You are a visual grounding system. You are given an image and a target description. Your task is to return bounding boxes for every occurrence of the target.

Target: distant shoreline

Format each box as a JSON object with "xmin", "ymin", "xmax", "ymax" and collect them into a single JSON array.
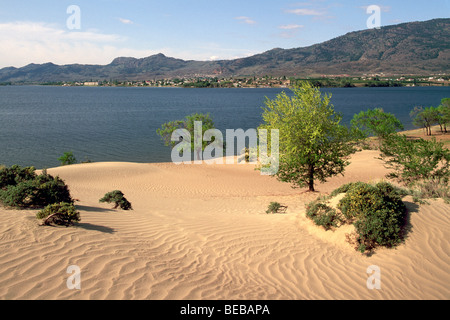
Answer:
[{"xmin": 1, "ymin": 74, "xmax": 449, "ymax": 89}]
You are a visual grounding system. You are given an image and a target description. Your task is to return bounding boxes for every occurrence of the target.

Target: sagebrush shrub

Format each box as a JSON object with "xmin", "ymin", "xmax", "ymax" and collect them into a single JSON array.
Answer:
[
  {"xmin": 354, "ymin": 207, "xmax": 407, "ymax": 253},
  {"xmin": 306, "ymin": 201, "xmax": 343, "ymax": 230},
  {"xmin": 0, "ymin": 165, "xmax": 36, "ymax": 189},
  {"xmin": 409, "ymin": 178, "xmax": 450, "ymax": 203},
  {"xmin": 36, "ymin": 202, "xmax": 80, "ymax": 226},
  {"xmin": 307, "ymin": 181, "xmax": 409, "ymax": 253},
  {"xmin": 337, "ymin": 182, "xmax": 407, "ymax": 253},
  {"xmin": 99, "ymin": 190, "xmax": 133, "ymax": 210},
  {"xmin": 337, "ymin": 183, "xmax": 382, "ymax": 221},
  {"xmin": 329, "ymin": 182, "xmax": 367, "ymax": 197},
  {"xmin": 0, "ymin": 165, "xmax": 73, "ymax": 208},
  {"xmin": 266, "ymin": 202, "xmax": 287, "ymax": 214}
]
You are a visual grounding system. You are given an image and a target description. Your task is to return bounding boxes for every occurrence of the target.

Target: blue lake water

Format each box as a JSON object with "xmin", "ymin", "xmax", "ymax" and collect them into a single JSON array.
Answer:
[{"xmin": 0, "ymin": 85, "xmax": 449, "ymax": 168}]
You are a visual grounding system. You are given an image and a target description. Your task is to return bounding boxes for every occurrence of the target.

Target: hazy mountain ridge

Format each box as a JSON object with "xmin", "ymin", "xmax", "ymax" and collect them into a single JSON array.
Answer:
[{"xmin": 1, "ymin": 18, "xmax": 448, "ymax": 83}]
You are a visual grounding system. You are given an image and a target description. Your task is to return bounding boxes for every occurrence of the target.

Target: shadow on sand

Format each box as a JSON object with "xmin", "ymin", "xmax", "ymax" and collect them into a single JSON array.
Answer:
[
  {"xmin": 75, "ymin": 222, "xmax": 115, "ymax": 234},
  {"xmin": 74, "ymin": 205, "xmax": 116, "ymax": 233},
  {"xmin": 402, "ymin": 199, "xmax": 420, "ymax": 241},
  {"xmin": 76, "ymin": 205, "xmax": 115, "ymax": 213}
]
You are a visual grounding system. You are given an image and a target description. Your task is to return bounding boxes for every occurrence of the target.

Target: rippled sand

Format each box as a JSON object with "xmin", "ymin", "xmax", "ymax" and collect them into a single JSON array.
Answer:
[{"xmin": 0, "ymin": 150, "xmax": 448, "ymax": 300}]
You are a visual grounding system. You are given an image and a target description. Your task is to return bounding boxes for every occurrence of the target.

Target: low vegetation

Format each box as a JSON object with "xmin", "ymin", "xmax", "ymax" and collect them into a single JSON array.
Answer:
[
  {"xmin": 99, "ymin": 190, "xmax": 133, "ymax": 210},
  {"xmin": 0, "ymin": 165, "xmax": 73, "ymax": 209},
  {"xmin": 306, "ymin": 201, "xmax": 343, "ymax": 231},
  {"xmin": 379, "ymin": 134, "xmax": 450, "ymax": 189},
  {"xmin": 306, "ymin": 182, "xmax": 408, "ymax": 254},
  {"xmin": 266, "ymin": 202, "xmax": 288, "ymax": 214},
  {"xmin": 36, "ymin": 202, "xmax": 80, "ymax": 227}
]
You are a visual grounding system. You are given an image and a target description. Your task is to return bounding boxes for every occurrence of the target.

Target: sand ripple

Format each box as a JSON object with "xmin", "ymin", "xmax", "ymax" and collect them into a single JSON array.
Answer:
[{"xmin": 0, "ymin": 151, "xmax": 448, "ymax": 300}]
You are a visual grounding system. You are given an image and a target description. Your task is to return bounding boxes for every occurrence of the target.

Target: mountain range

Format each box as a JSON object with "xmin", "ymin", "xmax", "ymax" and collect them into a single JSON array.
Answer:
[{"xmin": 1, "ymin": 18, "xmax": 449, "ymax": 83}]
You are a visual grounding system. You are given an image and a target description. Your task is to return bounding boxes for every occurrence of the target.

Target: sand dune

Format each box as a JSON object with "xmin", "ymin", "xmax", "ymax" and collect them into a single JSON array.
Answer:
[{"xmin": 0, "ymin": 150, "xmax": 449, "ymax": 300}]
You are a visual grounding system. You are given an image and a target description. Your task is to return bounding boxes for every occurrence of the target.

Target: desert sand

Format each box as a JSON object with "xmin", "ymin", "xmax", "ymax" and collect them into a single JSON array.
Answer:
[{"xmin": 0, "ymin": 150, "xmax": 449, "ymax": 300}]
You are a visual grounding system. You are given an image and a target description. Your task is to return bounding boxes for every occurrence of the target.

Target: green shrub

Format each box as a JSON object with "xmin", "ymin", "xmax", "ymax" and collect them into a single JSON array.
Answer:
[
  {"xmin": 266, "ymin": 202, "xmax": 287, "ymax": 214},
  {"xmin": 306, "ymin": 201, "xmax": 343, "ymax": 230},
  {"xmin": 36, "ymin": 202, "xmax": 80, "ymax": 226},
  {"xmin": 32, "ymin": 173, "xmax": 73, "ymax": 207},
  {"xmin": 329, "ymin": 182, "xmax": 367, "ymax": 197},
  {"xmin": 354, "ymin": 207, "xmax": 407, "ymax": 253},
  {"xmin": 0, "ymin": 165, "xmax": 73, "ymax": 208},
  {"xmin": 0, "ymin": 180, "xmax": 36, "ymax": 208},
  {"xmin": 0, "ymin": 165, "xmax": 36, "ymax": 189},
  {"xmin": 99, "ymin": 190, "xmax": 133, "ymax": 210},
  {"xmin": 374, "ymin": 181, "xmax": 410, "ymax": 198},
  {"xmin": 337, "ymin": 182, "xmax": 407, "ymax": 253},
  {"xmin": 337, "ymin": 183, "xmax": 380, "ymax": 221}
]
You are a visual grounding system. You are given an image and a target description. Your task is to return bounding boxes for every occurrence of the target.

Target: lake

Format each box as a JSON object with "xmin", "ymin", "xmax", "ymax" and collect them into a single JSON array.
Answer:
[{"xmin": 0, "ymin": 86, "xmax": 448, "ymax": 168}]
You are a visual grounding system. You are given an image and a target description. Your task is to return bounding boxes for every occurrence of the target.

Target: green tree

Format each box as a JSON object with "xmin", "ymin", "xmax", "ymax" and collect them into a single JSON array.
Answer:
[
  {"xmin": 157, "ymin": 113, "xmax": 218, "ymax": 161},
  {"xmin": 58, "ymin": 151, "xmax": 77, "ymax": 166},
  {"xmin": 351, "ymin": 108, "xmax": 404, "ymax": 141},
  {"xmin": 259, "ymin": 82, "xmax": 360, "ymax": 192},
  {"xmin": 410, "ymin": 106, "xmax": 440, "ymax": 136},
  {"xmin": 379, "ymin": 134, "xmax": 450, "ymax": 185},
  {"xmin": 438, "ymin": 98, "xmax": 450, "ymax": 133}
]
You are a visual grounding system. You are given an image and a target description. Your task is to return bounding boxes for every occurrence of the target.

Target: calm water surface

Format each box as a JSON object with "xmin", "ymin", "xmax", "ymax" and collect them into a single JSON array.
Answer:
[{"xmin": 0, "ymin": 86, "xmax": 448, "ymax": 168}]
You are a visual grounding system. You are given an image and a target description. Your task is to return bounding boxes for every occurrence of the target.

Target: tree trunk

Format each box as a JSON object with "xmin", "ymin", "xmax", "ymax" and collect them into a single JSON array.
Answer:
[{"xmin": 308, "ymin": 165, "xmax": 315, "ymax": 192}]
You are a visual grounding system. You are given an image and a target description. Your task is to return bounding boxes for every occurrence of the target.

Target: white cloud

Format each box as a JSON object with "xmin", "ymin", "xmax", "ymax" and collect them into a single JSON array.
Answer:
[
  {"xmin": 0, "ymin": 21, "xmax": 260, "ymax": 68},
  {"xmin": 279, "ymin": 24, "xmax": 304, "ymax": 30},
  {"xmin": 285, "ymin": 8, "xmax": 325, "ymax": 16},
  {"xmin": 118, "ymin": 18, "xmax": 134, "ymax": 25},
  {"xmin": 0, "ymin": 21, "xmax": 156, "ymax": 68},
  {"xmin": 235, "ymin": 16, "xmax": 256, "ymax": 25}
]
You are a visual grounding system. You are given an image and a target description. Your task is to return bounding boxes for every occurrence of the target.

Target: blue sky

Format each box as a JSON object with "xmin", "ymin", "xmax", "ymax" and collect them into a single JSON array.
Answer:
[{"xmin": 0, "ymin": 0, "xmax": 448, "ymax": 68}]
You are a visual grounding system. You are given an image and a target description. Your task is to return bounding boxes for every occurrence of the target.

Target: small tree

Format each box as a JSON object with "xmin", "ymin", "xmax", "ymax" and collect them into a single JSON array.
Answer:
[
  {"xmin": 157, "ymin": 113, "xmax": 218, "ymax": 161},
  {"xmin": 259, "ymin": 82, "xmax": 360, "ymax": 192},
  {"xmin": 351, "ymin": 108, "xmax": 404, "ymax": 141},
  {"xmin": 438, "ymin": 98, "xmax": 450, "ymax": 133},
  {"xmin": 379, "ymin": 134, "xmax": 450, "ymax": 185},
  {"xmin": 58, "ymin": 151, "xmax": 77, "ymax": 166},
  {"xmin": 99, "ymin": 190, "xmax": 133, "ymax": 210},
  {"xmin": 410, "ymin": 106, "xmax": 440, "ymax": 136}
]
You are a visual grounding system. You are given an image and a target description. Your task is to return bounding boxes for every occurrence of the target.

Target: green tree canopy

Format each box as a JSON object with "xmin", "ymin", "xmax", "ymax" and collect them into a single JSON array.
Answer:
[
  {"xmin": 438, "ymin": 98, "xmax": 450, "ymax": 133},
  {"xmin": 410, "ymin": 106, "xmax": 440, "ymax": 136},
  {"xmin": 157, "ymin": 113, "xmax": 218, "ymax": 161},
  {"xmin": 58, "ymin": 151, "xmax": 77, "ymax": 166},
  {"xmin": 351, "ymin": 108, "xmax": 404, "ymax": 140},
  {"xmin": 258, "ymin": 82, "xmax": 360, "ymax": 192},
  {"xmin": 379, "ymin": 134, "xmax": 450, "ymax": 185}
]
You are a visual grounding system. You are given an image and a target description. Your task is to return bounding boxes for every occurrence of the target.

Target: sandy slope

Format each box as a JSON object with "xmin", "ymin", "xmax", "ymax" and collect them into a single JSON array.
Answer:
[{"xmin": 0, "ymin": 150, "xmax": 448, "ymax": 300}]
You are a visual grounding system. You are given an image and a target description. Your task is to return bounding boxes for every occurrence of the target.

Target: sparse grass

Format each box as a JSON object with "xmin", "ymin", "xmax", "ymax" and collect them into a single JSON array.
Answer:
[{"xmin": 409, "ymin": 178, "xmax": 450, "ymax": 204}]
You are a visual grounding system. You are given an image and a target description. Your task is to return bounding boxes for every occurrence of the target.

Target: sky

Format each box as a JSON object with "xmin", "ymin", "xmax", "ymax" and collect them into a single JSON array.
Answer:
[{"xmin": 0, "ymin": 0, "xmax": 449, "ymax": 68}]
